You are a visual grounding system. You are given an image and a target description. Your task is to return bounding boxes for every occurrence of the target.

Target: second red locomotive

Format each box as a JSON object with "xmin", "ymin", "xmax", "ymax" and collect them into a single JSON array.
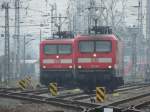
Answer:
[{"xmin": 74, "ymin": 34, "xmax": 124, "ymax": 92}]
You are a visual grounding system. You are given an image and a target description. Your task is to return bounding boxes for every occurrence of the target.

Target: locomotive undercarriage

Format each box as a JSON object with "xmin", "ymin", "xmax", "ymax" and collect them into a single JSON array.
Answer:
[
  {"xmin": 40, "ymin": 69, "xmax": 75, "ymax": 87},
  {"xmin": 40, "ymin": 68, "xmax": 124, "ymax": 93},
  {"xmin": 76, "ymin": 69, "xmax": 124, "ymax": 93}
]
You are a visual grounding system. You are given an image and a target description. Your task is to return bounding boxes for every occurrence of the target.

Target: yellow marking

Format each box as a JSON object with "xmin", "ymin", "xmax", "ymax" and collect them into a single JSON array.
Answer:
[
  {"xmin": 50, "ymin": 88, "xmax": 57, "ymax": 96},
  {"xmin": 112, "ymin": 93, "xmax": 119, "ymax": 97},
  {"xmin": 96, "ymin": 95, "xmax": 104, "ymax": 102},
  {"xmin": 18, "ymin": 82, "xmax": 25, "ymax": 90},
  {"xmin": 18, "ymin": 80, "xmax": 26, "ymax": 90},
  {"xmin": 51, "ymin": 84, "xmax": 57, "ymax": 91},
  {"xmin": 50, "ymin": 90, "xmax": 57, "ymax": 96},
  {"xmin": 100, "ymin": 88, "xmax": 105, "ymax": 93},
  {"xmin": 71, "ymin": 89, "xmax": 81, "ymax": 93},
  {"xmin": 21, "ymin": 80, "xmax": 27, "ymax": 87},
  {"xmin": 24, "ymin": 78, "xmax": 30, "ymax": 86},
  {"xmin": 49, "ymin": 83, "xmax": 58, "ymax": 96},
  {"xmin": 96, "ymin": 87, "xmax": 106, "ymax": 102},
  {"xmin": 25, "ymin": 78, "xmax": 31, "ymax": 82},
  {"xmin": 96, "ymin": 87, "xmax": 105, "ymax": 93},
  {"xmin": 97, "ymin": 89, "xmax": 105, "ymax": 98},
  {"xmin": 50, "ymin": 86, "xmax": 57, "ymax": 94},
  {"xmin": 96, "ymin": 91, "xmax": 105, "ymax": 101}
]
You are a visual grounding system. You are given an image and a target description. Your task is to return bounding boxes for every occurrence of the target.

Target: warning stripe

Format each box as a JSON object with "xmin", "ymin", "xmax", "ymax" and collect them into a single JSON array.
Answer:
[
  {"xmin": 51, "ymin": 84, "xmax": 57, "ymax": 92},
  {"xmin": 25, "ymin": 79, "xmax": 30, "ymax": 85},
  {"xmin": 96, "ymin": 92, "xmax": 104, "ymax": 102},
  {"xmin": 53, "ymin": 83, "xmax": 57, "ymax": 87},
  {"xmin": 18, "ymin": 82, "xmax": 25, "ymax": 89},
  {"xmin": 97, "ymin": 89, "xmax": 105, "ymax": 97},
  {"xmin": 49, "ymin": 83, "xmax": 57, "ymax": 96},
  {"xmin": 25, "ymin": 77, "xmax": 31, "ymax": 83},
  {"xmin": 100, "ymin": 88, "xmax": 105, "ymax": 93},
  {"xmin": 96, "ymin": 94, "xmax": 104, "ymax": 102},
  {"xmin": 50, "ymin": 85, "xmax": 57, "ymax": 94},
  {"xmin": 50, "ymin": 89, "xmax": 57, "ymax": 96},
  {"xmin": 25, "ymin": 77, "xmax": 31, "ymax": 86},
  {"xmin": 18, "ymin": 80, "xmax": 26, "ymax": 90},
  {"xmin": 49, "ymin": 84, "xmax": 56, "ymax": 92},
  {"xmin": 96, "ymin": 89, "xmax": 105, "ymax": 99},
  {"xmin": 96, "ymin": 87, "xmax": 106, "ymax": 102},
  {"xmin": 21, "ymin": 80, "xmax": 27, "ymax": 87}
]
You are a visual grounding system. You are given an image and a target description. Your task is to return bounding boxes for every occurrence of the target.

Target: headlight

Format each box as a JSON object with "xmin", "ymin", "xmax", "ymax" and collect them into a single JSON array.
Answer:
[
  {"xmin": 69, "ymin": 66, "xmax": 73, "ymax": 69},
  {"xmin": 78, "ymin": 65, "xmax": 82, "ymax": 69},
  {"xmin": 56, "ymin": 55, "xmax": 59, "ymax": 59},
  {"xmin": 108, "ymin": 65, "xmax": 112, "ymax": 69},
  {"xmin": 93, "ymin": 53, "xmax": 97, "ymax": 57},
  {"xmin": 43, "ymin": 65, "xmax": 46, "ymax": 69}
]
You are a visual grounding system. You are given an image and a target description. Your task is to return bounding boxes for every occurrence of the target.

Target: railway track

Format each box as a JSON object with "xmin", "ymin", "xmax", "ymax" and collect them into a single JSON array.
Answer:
[
  {"xmin": 19, "ymin": 88, "xmax": 49, "ymax": 94},
  {"xmin": 0, "ymin": 90, "xmax": 100, "ymax": 112},
  {"xmin": 137, "ymin": 104, "xmax": 150, "ymax": 112},
  {"xmin": 0, "ymin": 83, "xmax": 150, "ymax": 112},
  {"xmin": 115, "ymin": 82, "xmax": 150, "ymax": 93},
  {"xmin": 56, "ymin": 83, "xmax": 150, "ymax": 102},
  {"xmin": 89, "ymin": 86, "xmax": 150, "ymax": 112},
  {"xmin": 0, "ymin": 87, "xmax": 21, "ymax": 92}
]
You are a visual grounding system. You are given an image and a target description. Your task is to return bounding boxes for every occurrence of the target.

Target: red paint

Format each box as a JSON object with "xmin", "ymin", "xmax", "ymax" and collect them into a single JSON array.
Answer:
[{"xmin": 40, "ymin": 39, "xmax": 74, "ymax": 69}]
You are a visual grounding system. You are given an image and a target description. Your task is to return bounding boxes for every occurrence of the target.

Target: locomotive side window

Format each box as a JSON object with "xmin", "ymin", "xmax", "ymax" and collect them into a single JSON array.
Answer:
[
  {"xmin": 58, "ymin": 45, "xmax": 72, "ymax": 54},
  {"xmin": 79, "ymin": 41, "xmax": 94, "ymax": 53},
  {"xmin": 44, "ymin": 45, "xmax": 57, "ymax": 54},
  {"xmin": 96, "ymin": 41, "xmax": 111, "ymax": 52}
]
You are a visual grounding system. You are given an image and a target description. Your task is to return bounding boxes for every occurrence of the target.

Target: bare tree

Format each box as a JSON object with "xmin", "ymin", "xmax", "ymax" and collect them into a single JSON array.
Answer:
[
  {"xmin": 104, "ymin": 0, "xmax": 127, "ymax": 32},
  {"xmin": 67, "ymin": 0, "xmax": 127, "ymax": 34}
]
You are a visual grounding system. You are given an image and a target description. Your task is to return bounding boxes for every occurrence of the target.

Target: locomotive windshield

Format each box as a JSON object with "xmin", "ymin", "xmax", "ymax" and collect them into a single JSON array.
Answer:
[
  {"xmin": 44, "ymin": 44, "xmax": 72, "ymax": 54},
  {"xmin": 58, "ymin": 45, "xmax": 72, "ymax": 54},
  {"xmin": 44, "ymin": 45, "xmax": 57, "ymax": 54},
  {"xmin": 79, "ymin": 41, "xmax": 94, "ymax": 53},
  {"xmin": 79, "ymin": 40, "xmax": 111, "ymax": 53},
  {"xmin": 96, "ymin": 41, "xmax": 111, "ymax": 52}
]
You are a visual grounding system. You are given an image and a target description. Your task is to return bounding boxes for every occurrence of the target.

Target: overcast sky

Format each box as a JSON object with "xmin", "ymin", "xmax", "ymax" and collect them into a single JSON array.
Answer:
[
  {"xmin": 0, "ymin": 0, "xmax": 147, "ymax": 34},
  {"xmin": 27, "ymin": 0, "xmax": 147, "ymax": 28},
  {"xmin": 0, "ymin": 0, "xmax": 147, "ymax": 57}
]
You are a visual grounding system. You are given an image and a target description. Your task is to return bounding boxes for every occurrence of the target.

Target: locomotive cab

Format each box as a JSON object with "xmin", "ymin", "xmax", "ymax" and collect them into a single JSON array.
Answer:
[
  {"xmin": 74, "ymin": 34, "xmax": 124, "ymax": 92},
  {"xmin": 40, "ymin": 39, "xmax": 75, "ymax": 87}
]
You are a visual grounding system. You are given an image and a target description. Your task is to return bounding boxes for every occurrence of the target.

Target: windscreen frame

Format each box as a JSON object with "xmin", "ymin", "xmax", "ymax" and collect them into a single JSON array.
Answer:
[
  {"xmin": 78, "ymin": 40, "xmax": 112, "ymax": 53},
  {"xmin": 43, "ymin": 44, "xmax": 72, "ymax": 55}
]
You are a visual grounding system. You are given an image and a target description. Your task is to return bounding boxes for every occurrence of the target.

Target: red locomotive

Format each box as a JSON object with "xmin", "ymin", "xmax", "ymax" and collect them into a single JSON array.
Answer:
[
  {"xmin": 39, "ymin": 27, "xmax": 124, "ymax": 92},
  {"xmin": 74, "ymin": 34, "xmax": 124, "ymax": 92},
  {"xmin": 40, "ymin": 39, "xmax": 75, "ymax": 86}
]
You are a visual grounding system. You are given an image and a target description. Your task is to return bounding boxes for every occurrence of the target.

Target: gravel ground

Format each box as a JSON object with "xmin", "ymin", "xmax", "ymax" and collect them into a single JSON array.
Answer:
[
  {"xmin": 0, "ymin": 103, "xmax": 65, "ymax": 112},
  {"xmin": 0, "ymin": 98, "xmax": 76, "ymax": 112}
]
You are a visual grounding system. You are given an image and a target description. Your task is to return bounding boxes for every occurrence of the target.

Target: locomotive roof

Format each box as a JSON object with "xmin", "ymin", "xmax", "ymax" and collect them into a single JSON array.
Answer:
[
  {"xmin": 40, "ymin": 38, "xmax": 74, "ymax": 44},
  {"xmin": 75, "ymin": 34, "xmax": 118, "ymax": 41}
]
